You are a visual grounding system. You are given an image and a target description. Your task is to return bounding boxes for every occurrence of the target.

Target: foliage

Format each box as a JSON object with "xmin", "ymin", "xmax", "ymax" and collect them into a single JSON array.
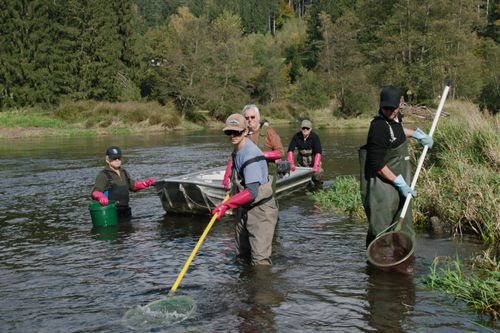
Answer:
[
  {"xmin": 415, "ymin": 101, "xmax": 500, "ymax": 245},
  {"xmin": 424, "ymin": 256, "xmax": 499, "ymax": 319},
  {"xmin": 311, "ymin": 175, "xmax": 365, "ymax": 218}
]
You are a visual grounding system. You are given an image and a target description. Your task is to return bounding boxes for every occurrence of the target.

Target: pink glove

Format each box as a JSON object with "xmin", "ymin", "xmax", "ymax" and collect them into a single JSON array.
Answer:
[
  {"xmin": 211, "ymin": 189, "xmax": 254, "ymax": 220},
  {"xmin": 92, "ymin": 191, "xmax": 108, "ymax": 206},
  {"xmin": 263, "ymin": 150, "xmax": 281, "ymax": 162},
  {"xmin": 287, "ymin": 151, "xmax": 296, "ymax": 172},
  {"xmin": 312, "ymin": 153, "xmax": 322, "ymax": 173},
  {"xmin": 222, "ymin": 159, "xmax": 233, "ymax": 190},
  {"xmin": 133, "ymin": 177, "xmax": 157, "ymax": 191}
]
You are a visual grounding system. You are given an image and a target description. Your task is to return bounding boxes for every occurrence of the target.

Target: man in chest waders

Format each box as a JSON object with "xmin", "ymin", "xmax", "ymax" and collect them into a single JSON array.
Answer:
[
  {"xmin": 359, "ymin": 86, "xmax": 433, "ymax": 266},
  {"xmin": 91, "ymin": 146, "xmax": 156, "ymax": 219},
  {"xmin": 213, "ymin": 114, "xmax": 278, "ymax": 266},
  {"xmin": 222, "ymin": 104, "xmax": 284, "ymax": 194},
  {"xmin": 287, "ymin": 119, "xmax": 323, "ymax": 189}
]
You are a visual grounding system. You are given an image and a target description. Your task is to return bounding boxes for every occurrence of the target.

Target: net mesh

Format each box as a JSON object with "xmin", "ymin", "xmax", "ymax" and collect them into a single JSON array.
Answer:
[
  {"xmin": 367, "ymin": 231, "xmax": 415, "ymax": 267},
  {"xmin": 123, "ymin": 295, "xmax": 196, "ymax": 330}
]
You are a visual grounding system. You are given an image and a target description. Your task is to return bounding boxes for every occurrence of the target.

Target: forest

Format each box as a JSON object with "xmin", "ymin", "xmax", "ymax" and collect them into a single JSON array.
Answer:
[{"xmin": 0, "ymin": 0, "xmax": 498, "ymax": 121}]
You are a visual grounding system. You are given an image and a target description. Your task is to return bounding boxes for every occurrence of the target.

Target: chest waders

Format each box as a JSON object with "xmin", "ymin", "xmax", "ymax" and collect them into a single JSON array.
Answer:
[
  {"xmin": 104, "ymin": 169, "xmax": 132, "ymax": 218},
  {"xmin": 298, "ymin": 148, "xmax": 313, "ymax": 167},
  {"xmin": 360, "ymin": 140, "xmax": 413, "ymax": 248},
  {"xmin": 231, "ymin": 154, "xmax": 278, "ymax": 265},
  {"xmin": 256, "ymin": 124, "xmax": 278, "ymax": 194}
]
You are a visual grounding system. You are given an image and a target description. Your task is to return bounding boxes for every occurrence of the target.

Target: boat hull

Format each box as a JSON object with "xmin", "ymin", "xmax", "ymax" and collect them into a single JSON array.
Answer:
[{"xmin": 155, "ymin": 166, "xmax": 313, "ymax": 215}]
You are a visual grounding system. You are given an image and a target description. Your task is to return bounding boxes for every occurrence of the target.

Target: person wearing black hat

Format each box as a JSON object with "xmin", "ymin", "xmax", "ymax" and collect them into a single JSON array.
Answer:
[
  {"xmin": 359, "ymin": 86, "xmax": 433, "ymax": 263},
  {"xmin": 286, "ymin": 119, "xmax": 323, "ymax": 188},
  {"xmin": 91, "ymin": 146, "xmax": 156, "ymax": 218}
]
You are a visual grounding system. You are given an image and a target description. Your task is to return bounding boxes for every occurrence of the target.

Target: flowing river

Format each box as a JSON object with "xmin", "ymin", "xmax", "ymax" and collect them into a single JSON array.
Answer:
[{"xmin": 0, "ymin": 126, "xmax": 496, "ymax": 333}]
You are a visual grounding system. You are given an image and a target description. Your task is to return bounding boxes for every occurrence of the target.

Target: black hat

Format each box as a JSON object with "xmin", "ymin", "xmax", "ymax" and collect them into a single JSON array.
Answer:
[
  {"xmin": 380, "ymin": 85, "xmax": 402, "ymax": 109},
  {"xmin": 106, "ymin": 146, "xmax": 122, "ymax": 159}
]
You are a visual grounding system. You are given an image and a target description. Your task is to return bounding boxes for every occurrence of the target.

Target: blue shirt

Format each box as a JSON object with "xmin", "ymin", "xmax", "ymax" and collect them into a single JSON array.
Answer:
[{"xmin": 234, "ymin": 139, "xmax": 269, "ymax": 186}]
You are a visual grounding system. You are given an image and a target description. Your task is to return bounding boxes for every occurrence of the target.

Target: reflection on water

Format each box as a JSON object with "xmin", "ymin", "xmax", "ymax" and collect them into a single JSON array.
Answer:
[{"xmin": 0, "ymin": 130, "xmax": 497, "ymax": 333}]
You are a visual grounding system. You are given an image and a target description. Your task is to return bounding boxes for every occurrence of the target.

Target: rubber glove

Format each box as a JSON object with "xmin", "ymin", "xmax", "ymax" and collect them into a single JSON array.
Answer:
[
  {"xmin": 222, "ymin": 159, "xmax": 233, "ymax": 190},
  {"xmin": 133, "ymin": 177, "xmax": 156, "ymax": 191},
  {"xmin": 92, "ymin": 191, "xmax": 108, "ymax": 206},
  {"xmin": 263, "ymin": 150, "xmax": 281, "ymax": 162},
  {"xmin": 393, "ymin": 175, "xmax": 416, "ymax": 198},
  {"xmin": 211, "ymin": 189, "xmax": 254, "ymax": 220},
  {"xmin": 412, "ymin": 128, "xmax": 433, "ymax": 148},
  {"xmin": 287, "ymin": 151, "xmax": 296, "ymax": 172},
  {"xmin": 312, "ymin": 153, "xmax": 321, "ymax": 173}
]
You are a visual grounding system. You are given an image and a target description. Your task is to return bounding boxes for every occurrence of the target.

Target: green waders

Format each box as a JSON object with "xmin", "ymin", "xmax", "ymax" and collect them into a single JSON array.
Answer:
[
  {"xmin": 298, "ymin": 148, "xmax": 323, "ymax": 187},
  {"xmin": 359, "ymin": 141, "xmax": 414, "ymax": 248}
]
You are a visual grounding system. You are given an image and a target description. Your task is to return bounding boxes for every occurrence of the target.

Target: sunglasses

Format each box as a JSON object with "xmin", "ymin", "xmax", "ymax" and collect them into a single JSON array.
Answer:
[
  {"xmin": 382, "ymin": 107, "xmax": 398, "ymax": 112},
  {"xmin": 301, "ymin": 127, "xmax": 310, "ymax": 130},
  {"xmin": 224, "ymin": 130, "xmax": 244, "ymax": 137},
  {"xmin": 245, "ymin": 116, "xmax": 256, "ymax": 120},
  {"xmin": 111, "ymin": 156, "xmax": 122, "ymax": 161}
]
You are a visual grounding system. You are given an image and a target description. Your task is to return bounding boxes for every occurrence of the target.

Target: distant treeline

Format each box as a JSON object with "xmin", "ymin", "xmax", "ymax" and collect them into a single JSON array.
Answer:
[{"xmin": 0, "ymin": 0, "xmax": 498, "ymax": 119}]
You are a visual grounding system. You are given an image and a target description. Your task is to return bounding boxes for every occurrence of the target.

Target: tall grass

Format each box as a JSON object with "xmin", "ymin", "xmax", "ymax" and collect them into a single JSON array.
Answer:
[
  {"xmin": 415, "ymin": 101, "xmax": 500, "ymax": 247},
  {"xmin": 54, "ymin": 100, "xmax": 181, "ymax": 128},
  {"xmin": 312, "ymin": 175, "xmax": 365, "ymax": 218},
  {"xmin": 424, "ymin": 255, "xmax": 499, "ymax": 319}
]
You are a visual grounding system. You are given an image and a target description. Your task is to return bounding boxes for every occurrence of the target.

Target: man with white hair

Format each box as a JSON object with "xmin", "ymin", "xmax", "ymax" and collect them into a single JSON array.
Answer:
[{"xmin": 222, "ymin": 104, "xmax": 284, "ymax": 192}]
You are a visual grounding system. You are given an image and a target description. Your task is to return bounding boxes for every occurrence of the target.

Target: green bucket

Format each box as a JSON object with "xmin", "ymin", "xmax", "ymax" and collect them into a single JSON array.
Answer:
[{"xmin": 89, "ymin": 201, "xmax": 118, "ymax": 227}]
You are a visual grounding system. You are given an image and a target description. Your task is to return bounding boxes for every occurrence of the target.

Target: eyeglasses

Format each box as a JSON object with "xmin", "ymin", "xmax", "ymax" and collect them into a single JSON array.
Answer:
[
  {"xmin": 301, "ymin": 127, "xmax": 310, "ymax": 131},
  {"xmin": 111, "ymin": 156, "xmax": 122, "ymax": 161},
  {"xmin": 245, "ymin": 116, "xmax": 256, "ymax": 120},
  {"xmin": 224, "ymin": 130, "xmax": 244, "ymax": 137}
]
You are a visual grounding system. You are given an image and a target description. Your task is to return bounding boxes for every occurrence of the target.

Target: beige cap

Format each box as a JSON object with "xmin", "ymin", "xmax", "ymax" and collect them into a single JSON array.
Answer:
[
  {"xmin": 301, "ymin": 119, "xmax": 312, "ymax": 129},
  {"xmin": 223, "ymin": 113, "xmax": 247, "ymax": 132}
]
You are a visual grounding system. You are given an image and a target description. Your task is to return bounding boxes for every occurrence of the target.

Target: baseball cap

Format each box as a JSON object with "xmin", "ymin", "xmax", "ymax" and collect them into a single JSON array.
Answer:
[
  {"xmin": 223, "ymin": 114, "xmax": 247, "ymax": 132},
  {"xmin": 380, "ymin": 85, "xmax": 402, "ymax": 109},
  {"xmin": 301, "ymin": 119, "xmax": 312, "ymax": 129},
  {"xmin": 106, "ymin": 146, "xmax": 122, "ymax": 159}
]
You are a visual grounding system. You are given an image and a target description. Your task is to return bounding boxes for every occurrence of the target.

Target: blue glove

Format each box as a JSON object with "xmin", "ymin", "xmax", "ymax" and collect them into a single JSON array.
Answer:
[
  {"xmin": 412, "ymin": 128, "xmax": 433, "ymax": 148},
  {"xmin": 393, "ymin": 175, "xmax": 416, "ymax": 198}
]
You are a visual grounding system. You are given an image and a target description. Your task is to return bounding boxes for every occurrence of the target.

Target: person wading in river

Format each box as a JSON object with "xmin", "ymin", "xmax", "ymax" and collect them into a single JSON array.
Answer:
[
  {"xmin": 91, "ymin": 146, "xmax": 156, "ymax": 219},
  {"xmin": 359, "ymin": 86, "xmax": 433, "ymax": 271},
  {"xmin": 287, "ymin": 119, "xmax": 323, "ymax": 189},
  {"xmin": 213, "ymin": 114, "xmax": 278, "ymax": 266},
  {"xmin": 222, "ymin": 104, "xmax": 284, "ymax": 194}
]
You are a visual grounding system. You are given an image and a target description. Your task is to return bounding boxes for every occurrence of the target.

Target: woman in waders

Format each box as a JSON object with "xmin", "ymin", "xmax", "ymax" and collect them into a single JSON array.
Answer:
[
  {"xmin": 213, "ymin": 114, "xmax": 278, "ymax": 266},
  {"xmin": 91, "ymin": 146, "xmax": 156, "ymax": 219},
  {"xmin": 359, "ymin": 86, "xmax": 433, "ymax": 272}
]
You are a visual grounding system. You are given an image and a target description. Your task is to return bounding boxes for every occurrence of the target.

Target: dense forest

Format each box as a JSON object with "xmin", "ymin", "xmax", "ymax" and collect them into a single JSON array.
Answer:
[{"xmin": 0, "ymin": 0, "xmax": 498, "ymax": 121}]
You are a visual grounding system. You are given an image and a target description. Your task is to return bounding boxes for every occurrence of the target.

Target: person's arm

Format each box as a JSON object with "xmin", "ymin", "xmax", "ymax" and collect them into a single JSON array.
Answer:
[
  {"xmin": 266, "ymin": 127, "xmax": 285, "ymax": 157},
  {"xmin": 211, "ymin": 183, "xmax": 257, "ymax": 220},
  {"xmin": 91, "ymin": 172, "xmax": 109, "ymax": 206}
]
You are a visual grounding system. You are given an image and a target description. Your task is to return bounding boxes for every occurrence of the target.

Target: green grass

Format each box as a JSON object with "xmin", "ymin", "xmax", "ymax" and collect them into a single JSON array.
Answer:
[
  {"xmin": 311, "ymin": 175, "xmax": 365, "ymax": 218},
  {"xmin": 414, "ymin": 101, "xmax": 500, "ymax": 246},
  {"xmin": 424, "ymin": 255, "xmax": 500, "ymax": 319},
  {"xmin": 0, "ymin": 112, "xmax": 66, "ymax": 128}
]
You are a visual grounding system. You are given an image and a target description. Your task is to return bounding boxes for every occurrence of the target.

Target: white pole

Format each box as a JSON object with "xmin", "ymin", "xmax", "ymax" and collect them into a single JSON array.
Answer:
[{"xmin": 399, "ymin": 82, "xmax": 451, "ymax": 220}]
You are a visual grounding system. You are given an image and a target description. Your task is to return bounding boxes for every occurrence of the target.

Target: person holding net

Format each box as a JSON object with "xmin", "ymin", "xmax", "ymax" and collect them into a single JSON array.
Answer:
[
  {"xmin": 213, "ymin": 113, "xmax": 278, "ymax": 266},
  {"xmin": 359, "ymin": 86, "xmax": 433, "ymax": 256}
]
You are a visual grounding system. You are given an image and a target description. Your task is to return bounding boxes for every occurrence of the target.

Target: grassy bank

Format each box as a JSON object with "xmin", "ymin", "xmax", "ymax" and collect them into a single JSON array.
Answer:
[
  {"xmin": 424, "ymin": 253, "xmax": 499, "ymax": 319},
  {"xmin": 0, "ymin": 100, "xmax": 186, "ymax": 138},
  {"xmin": 0, "ymin": 100, "xmax": 376, "ymax": 139}
]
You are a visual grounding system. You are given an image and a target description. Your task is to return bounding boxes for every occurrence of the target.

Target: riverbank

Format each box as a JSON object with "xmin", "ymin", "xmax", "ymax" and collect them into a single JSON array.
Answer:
[{"xmin": 0, "ymin": 99, "xmax": 431, "ymax": 139}]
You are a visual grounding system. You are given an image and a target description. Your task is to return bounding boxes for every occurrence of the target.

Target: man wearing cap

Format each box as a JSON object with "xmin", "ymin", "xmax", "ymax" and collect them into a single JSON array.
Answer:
[
  {"xmin": 286, "ymin": 119, "xmax": 323, "ymax": 188},
  {"xmin": 213, "ymin": 114, "xmax": 278, "ymax": 266},
  {"xmin": 91, "ymin": 146, "xmax": 156, "ymax": 218},
  {"xmin": 359, "ymin": 86, "xmax": 433, "ymax": 253},
  {"xmin": 222, "ymin": 104, "xmax": 284, "ymax": 192}
]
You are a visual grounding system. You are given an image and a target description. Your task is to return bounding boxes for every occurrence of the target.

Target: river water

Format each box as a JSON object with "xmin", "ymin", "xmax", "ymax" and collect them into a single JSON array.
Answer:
[{"xmin": 0, "ymin": 127, "xmax": 497, "ymax": 333}]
